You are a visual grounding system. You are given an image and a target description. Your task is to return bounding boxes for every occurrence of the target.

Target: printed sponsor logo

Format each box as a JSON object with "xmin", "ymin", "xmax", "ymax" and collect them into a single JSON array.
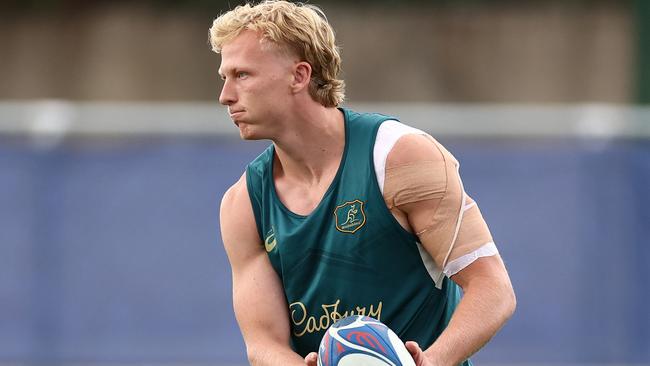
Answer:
[{"xmin": 289, "ymin": 299, "xmax": 383, "ymax": 337}]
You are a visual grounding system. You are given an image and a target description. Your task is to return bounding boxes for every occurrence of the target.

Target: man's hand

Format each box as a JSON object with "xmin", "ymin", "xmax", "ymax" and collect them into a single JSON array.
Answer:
[
  {"xmin": 304, "ymin": 352, "xmax": 318, "ymax": 366},
  {"xmin": 406, "ymin": 341, "xmax": 435, "ymax": 366},
  {"xmin": 305, "ymin": 342, "xmax": 434, "ymax": 366}
]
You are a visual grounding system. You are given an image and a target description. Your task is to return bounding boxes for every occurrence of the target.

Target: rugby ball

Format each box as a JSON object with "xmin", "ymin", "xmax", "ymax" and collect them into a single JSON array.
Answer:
[{"xmin": 317, "ymin": 315, "xmax": 416, "ymax": 366}]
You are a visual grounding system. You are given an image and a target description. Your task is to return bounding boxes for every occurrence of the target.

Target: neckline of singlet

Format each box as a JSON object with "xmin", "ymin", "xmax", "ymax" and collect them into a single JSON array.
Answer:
[{"xmin": 268, "ymin": 108, "xmax": 350, "ymax": 219}]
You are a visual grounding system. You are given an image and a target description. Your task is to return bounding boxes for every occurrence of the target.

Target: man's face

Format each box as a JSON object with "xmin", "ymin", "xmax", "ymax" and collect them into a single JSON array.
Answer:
[{"xmin": 218, "ymin": 30, "xmax": 296, "ymax": 140}]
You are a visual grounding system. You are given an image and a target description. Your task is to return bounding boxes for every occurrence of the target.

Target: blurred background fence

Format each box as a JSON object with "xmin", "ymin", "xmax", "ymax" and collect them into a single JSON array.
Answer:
[{"xmin": 1, "ymin": 0, "xmax": 650, "ymax": 365}]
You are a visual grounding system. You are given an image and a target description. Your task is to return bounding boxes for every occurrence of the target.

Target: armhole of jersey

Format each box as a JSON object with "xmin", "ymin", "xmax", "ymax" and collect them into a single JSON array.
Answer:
[{"xmin": 244, "ymin": 167, "xmax": 264, "ymax": 242}]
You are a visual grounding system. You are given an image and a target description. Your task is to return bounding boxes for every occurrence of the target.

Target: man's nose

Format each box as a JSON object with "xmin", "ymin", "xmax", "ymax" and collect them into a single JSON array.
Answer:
[{"xmin": 219, "ymin": 79, "xmax": 236, "ymax": 106}]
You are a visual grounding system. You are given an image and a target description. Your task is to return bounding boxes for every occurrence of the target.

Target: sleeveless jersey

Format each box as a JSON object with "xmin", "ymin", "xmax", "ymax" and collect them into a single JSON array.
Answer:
[{"xmin": 246, "ymin": 108, "xmax": 471, "ymax": 365}]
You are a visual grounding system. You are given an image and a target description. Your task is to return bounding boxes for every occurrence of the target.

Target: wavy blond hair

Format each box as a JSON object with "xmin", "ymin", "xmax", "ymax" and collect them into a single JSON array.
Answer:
[{"xmin": 209, "ymin": 0, "xmax": 345, "ymax": 107}]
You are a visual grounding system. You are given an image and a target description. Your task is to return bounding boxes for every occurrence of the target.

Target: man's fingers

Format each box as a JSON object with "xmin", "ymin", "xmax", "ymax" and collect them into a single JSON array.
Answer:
[
  {"xmin": 405, "ymin": 341, "xmax": 421, "ymax": 355},
  {"xmin": 405, "ymin": 341, "xmax": 426, "ymax": 365},
  {"xmin": 304, "ymin": 351, "xmax": 318, "ymax": 366}
]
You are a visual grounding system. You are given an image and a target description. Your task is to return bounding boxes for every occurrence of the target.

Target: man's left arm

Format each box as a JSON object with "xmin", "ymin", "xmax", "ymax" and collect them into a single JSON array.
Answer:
[
  {"xmin": 410, "ymin": 255, "xmax": 516, "ymax": 366},
  {"xmin": 384, "ymin": 133, "xmax": 516, "ymax": 366}
]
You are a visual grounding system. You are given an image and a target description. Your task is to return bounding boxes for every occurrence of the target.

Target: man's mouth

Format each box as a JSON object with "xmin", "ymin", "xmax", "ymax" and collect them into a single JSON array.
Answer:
[{"xmin": 229, "ymin": 109, "xmax": 244, "ymax": 118}]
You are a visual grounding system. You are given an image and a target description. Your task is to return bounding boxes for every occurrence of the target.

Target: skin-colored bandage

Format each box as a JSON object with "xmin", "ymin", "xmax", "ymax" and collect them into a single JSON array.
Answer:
[
  {"xmin": 451, "ymin": 195, "xmax": 493, "ymax": 264},
  {"xmin": 383, "ymin": 161, "xmax": 446, "ymax": 209},
  {"xmin": 383, "ymin": 138, "xmax": 494, "ymax": 273}
]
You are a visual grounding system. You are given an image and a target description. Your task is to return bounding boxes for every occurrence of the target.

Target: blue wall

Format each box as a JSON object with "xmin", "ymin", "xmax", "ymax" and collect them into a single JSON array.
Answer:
[{"xmin": 1, "ymin": 136, "xmax": 648, "ymax": 364}]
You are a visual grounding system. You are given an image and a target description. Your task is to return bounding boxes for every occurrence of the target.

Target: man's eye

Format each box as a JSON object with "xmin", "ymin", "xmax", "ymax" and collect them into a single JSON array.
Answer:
[{"xmin": 237, "ymin": 72, "xmax": 248, "ymax": 79}]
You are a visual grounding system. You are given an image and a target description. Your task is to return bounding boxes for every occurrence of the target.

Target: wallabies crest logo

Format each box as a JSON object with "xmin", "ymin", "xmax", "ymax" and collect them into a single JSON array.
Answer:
[{"xmin": 334, "ymin": 199, "xmax": 366, "ymax": 234}]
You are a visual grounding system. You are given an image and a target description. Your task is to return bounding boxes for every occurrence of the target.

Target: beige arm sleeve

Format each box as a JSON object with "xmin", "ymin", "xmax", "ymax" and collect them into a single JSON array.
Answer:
[{"xmin": 383, "ymin": 137, "xmax": 495, "ymax": 279}]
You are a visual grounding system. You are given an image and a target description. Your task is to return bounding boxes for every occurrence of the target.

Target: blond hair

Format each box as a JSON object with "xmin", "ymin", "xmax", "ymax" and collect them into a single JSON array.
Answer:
[{"xmin": 209, "ymin": 0, "xmax": 345, "ymax": 107}]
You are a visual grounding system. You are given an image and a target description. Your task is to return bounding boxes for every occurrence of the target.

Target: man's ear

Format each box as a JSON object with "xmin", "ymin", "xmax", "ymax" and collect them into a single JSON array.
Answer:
[{"xmin": 291, "ymin": 61, "xmax": 312, "ymax": 93}]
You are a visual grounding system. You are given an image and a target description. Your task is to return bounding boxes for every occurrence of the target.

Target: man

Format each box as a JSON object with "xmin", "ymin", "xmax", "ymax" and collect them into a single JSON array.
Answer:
[{"xmin": 211, "ymin": 1, "xmax": 516, "ymax": 365}]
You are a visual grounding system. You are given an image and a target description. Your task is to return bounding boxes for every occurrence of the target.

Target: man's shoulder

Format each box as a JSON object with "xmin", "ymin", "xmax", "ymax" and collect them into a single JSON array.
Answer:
[
  {"xmin": 219, "ymin": 173, "xmax": 263, "ymax": 252},
  {"xmin": 372, "ymin": 119, "xmax": 448, "ymax": 167},
  {"xmin": 221, "ymin": 173, "xmax": 248, "ymax": 213},
  {"xmin": 220, "ymin": 172, "xmax": 261, "ymax": 238},
  {"xmin": 387, "ymin": 133, "xmax": 446, "ymax": 166}
]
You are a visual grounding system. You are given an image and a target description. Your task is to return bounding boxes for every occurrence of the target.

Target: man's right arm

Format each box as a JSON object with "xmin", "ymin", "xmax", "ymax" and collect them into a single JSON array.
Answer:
[{"xmin": 220, "ymin": 174, "xmax": 307, "ymax": 366}]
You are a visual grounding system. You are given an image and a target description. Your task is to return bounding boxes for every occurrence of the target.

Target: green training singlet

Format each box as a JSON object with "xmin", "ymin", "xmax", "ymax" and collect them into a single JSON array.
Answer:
[{"xmin": 246, "ymin": 108, "xmax": 471, "ymax": 365}]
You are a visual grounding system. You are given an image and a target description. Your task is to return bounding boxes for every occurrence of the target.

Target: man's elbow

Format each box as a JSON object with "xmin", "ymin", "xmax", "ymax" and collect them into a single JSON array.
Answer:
[
  {"xmin": 246, "ymin": 345, "xmax": 264, "ymax": 366},
  {"xmin": 501, "ymin": 280, "xmax": 517, "ymax": 323},
  {"xmin": 246, "ymin": 341, "xmax": 289, "ymax": 365}
]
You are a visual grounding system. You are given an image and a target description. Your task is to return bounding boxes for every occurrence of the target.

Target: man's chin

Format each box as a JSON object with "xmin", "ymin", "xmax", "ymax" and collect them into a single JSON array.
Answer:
[
  {"xmin": 239, "ymin": 133, "xmax": 266, "ymax": 141},
  {"xmin": 237, "ymin": 125, "xmax": 262, "ymax": 141},
  {"xmin": 239, "ymin": 132, "xmax": 255, "ymax": 140}
]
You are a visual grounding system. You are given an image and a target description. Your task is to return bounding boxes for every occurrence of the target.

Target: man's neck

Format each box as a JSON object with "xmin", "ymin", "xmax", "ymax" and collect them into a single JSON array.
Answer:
[{"xmin": 272, "ymin": 106, "xmax": 345, "ymax": 186}]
